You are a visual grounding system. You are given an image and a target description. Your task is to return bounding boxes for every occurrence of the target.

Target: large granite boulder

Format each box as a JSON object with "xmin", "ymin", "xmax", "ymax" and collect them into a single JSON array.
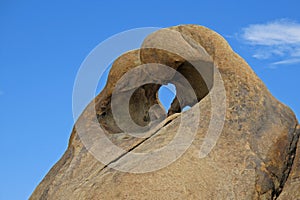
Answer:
[{"xmin": 30, "ymin": 25, "xmax": 299, "ymax": 200}]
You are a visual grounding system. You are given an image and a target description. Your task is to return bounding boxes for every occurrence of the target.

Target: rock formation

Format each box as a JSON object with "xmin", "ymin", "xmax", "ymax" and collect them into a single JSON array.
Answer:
[{"xmin": 30, "ymin": 25, "xmax": 299, "ymax": 199}]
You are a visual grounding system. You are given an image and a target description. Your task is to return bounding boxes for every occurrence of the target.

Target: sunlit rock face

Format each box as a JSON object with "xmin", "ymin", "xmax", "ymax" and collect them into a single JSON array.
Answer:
[{"xmin": 30, "ymin": 25, "xmax": 299, "ymax": 200}]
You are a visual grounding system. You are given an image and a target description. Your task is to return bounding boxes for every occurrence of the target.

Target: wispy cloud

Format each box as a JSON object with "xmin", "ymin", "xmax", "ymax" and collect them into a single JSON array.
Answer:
[
  {"xmin": 239, "ymin": 19, "xmax": 300, "ymax": 66},
  {"xmin": 271, "ymin": 58, "xmax": 300, "ymax": 66},
  {"xmin": 242, "ymin": 19, "xmax": 300, "ymax": 45}
]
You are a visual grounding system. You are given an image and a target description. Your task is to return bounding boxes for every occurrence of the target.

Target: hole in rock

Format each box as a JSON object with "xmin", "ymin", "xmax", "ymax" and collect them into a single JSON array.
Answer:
[
  {"xmin": 182, "ymin": 105, "xmax": 191, "ymax": 112},
  {"xmin": 97, "ymin": 58, "xmax": 214, "ymax": 134},
  {"xmin": 158, "ymin": 83, "xmax": 176, "ymax": 113}
]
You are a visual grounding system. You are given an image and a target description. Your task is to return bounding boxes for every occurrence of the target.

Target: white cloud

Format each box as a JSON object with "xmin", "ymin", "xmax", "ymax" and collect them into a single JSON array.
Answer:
[
  {"xmin": 291, "ymin": 48, "xmax": 300, "ymax": 57},
  {"xmin": 242, "ymin": 19, "xmax": 300, "ymax": 46},
  {"xmin": 271, "ymin": 58, "xmax": 300, "ymax": 66},
  {"xmin": 240, "ymin": 19, "xmax": 300, "ymax": 66}
]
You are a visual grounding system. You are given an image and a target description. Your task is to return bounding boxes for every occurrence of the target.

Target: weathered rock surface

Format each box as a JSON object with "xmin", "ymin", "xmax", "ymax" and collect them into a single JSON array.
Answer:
[
  {"xmin": 277, "ymin": 125, "xmax": 300, "ymax": 199},
  {"xmin": 30, "ymin": 25, "xmax": 299, "ymax": 199}
]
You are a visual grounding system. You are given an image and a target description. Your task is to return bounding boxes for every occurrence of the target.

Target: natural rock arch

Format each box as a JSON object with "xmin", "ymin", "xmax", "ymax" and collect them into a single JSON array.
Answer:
[
  {"xmin": 96, "ymin": 28, "xmax": 215, "ymax": 134},
  {"xmin": 30, "ymin": 25, "xmax": 300, "ymax": 200}
]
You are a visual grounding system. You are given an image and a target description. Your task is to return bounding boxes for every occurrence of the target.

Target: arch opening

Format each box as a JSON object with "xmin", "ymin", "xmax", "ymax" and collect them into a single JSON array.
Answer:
[
  {"xmin": 158, "ymin": 83, "xmax": 176, "ymax": 114},
  {"xmin": 182, "ymin": 105, "xmax": 191, "ymax": 112}
]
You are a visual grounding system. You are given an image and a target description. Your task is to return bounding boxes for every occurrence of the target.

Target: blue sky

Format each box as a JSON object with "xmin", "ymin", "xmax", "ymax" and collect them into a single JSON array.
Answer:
[{"xmin": 1, "ymin": 0, "xmax": 299, "ymax": 199}]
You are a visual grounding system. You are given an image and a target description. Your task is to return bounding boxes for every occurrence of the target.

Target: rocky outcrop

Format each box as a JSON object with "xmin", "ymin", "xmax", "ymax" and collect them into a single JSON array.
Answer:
[
  {"xmin": 30, "ymin": 25, "xmax": 299, "ymax": 199},
  {"xmin": 277, "ymin": 125, "xmax": 300, "ymax": 199}
]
